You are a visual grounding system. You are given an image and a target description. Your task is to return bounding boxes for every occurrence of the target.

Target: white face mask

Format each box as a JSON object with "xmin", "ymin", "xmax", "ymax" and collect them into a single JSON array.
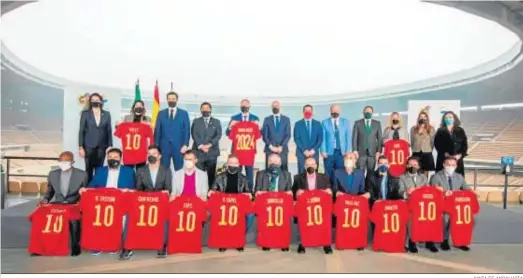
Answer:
[
  {"xmin": 184, "ymin": 160, "xmax": 195, "ymax": 169},
  {"xmin": 59, "ymin": 161, "xmax": 72, "ymax": 171},
  {"xmin": 444, "ymin": 166, "xmax": 456, "ymax": 176},
  {"xmin": 344, "ymin": 159, "xmax": 355, "ymax": 169}
]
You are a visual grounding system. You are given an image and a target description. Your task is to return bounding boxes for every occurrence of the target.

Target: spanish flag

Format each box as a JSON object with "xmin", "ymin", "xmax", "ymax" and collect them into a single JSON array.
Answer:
[{"xmin": 152, "ymin": 80, "xmax": 160, "ymax": 128}]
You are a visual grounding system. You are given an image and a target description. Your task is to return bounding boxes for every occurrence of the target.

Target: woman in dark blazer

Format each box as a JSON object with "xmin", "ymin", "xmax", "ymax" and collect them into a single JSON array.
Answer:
[
  {"xmin": 78, "ymin": 93, "xmax": 113, "ymax": 181},
  {"xmin": 434, "ymin": 111, "xmax": 468, "ymax": 176}
]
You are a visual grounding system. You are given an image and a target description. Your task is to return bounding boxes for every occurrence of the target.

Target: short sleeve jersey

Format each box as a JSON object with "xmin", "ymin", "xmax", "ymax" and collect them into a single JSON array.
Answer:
[
  {"xmin": 295, "ymin": 190, "xmax": 333, "ymax": 247},
  {"xmin": 334, "ymin": 194, "xmax": 370, "ymax": 250},
  {"xmin": 445, "ymin": 190, "xmax": 480, "ymax": 247},
  {"xmin": 228, "ymin": 121, "xmax": 261, "ymax": 166},
  {"xmin": 254, "ymin": 192, "xmax": 294, "ymax": 248},
  {"xmin": 207, "ymin": 192, "xmax": 252, "ymax": 248},
  {"xmin": 167, "ymin": 196, "xmax": 208, "ymax": 254},
  {"xmin": 383, "ymin": 139, "xmax": 410, "ymax": 177},
  {"xmin": 124, "ymin": 191, "xmax": 169, "ymax": 250},
  {"xmin": 370, "ymin": 200, "xmax": 409, "ymax": 253},
  {"xmin": 114, "ymin": 122, "xmax": 154, "ymax": 165},
  {"xmin": 27, "ymin": 204, "xmax": 80, "ymax": 256},
  {"xmin": 79, "ymin": 188, "xmax": 127, "ymax": 252},
  {"xmin": 408, "ymin": 186, "xmax": 445, "ymax": 243}
]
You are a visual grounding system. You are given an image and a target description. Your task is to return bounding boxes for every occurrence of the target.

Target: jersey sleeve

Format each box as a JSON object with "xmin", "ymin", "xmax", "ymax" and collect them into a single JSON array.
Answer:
[
  {"xmin": 469, "ymin": 191, "xmax": 480, "ymax": 215},
  {"xmin": 228, "ymin": 125, "xmax": 237, "ymax": 141},
  {"xmin": 253, "ymin": 124, "xmax": 262, "ymax": 140},
  {"xmin": 114, "ymin": 123, "xmax": 125, "ymax": 138}
]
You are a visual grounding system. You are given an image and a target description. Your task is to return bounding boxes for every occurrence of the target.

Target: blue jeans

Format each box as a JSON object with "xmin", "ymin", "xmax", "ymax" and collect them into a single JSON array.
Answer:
[
  {"xmin": 163, "ymin": 221, "xmax": 169, "ymax": 247},
  {"xmin": 246, "ymin": 214, "xmax": 254, "ymax": 232}
]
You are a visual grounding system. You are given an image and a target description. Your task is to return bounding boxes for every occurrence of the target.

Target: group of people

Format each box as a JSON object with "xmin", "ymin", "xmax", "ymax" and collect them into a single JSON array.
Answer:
[{"xmin": 40, "ymin": 91, "xmax": 472, "ymax": 259}]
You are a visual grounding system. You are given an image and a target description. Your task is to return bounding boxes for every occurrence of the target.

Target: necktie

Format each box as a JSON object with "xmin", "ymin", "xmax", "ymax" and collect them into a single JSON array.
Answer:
[
  {"xmin": 275, "ymin": 116, "xmax": 280, "ymax": 132},
  {"xmin": 366, "ymin": 120, "xmax": 370, "ymax": 129},
  {"xmin": 448, "ymin": 176, "xmax": 453, "ymax": 190},
  {"xmin": 334, "ymin": 120, "xmax": 341, "ymax": 150},
  {"xmin": 204, "ymin": 118, "xmax": 209, "ymax": 128},
  {"xmin": 306, "ymin": 120, "xmax": 311, "ymax": 139},
  {"xmin": 381, "ymin": 175, "xmax": 388, "ymax": 199},
  {"xmin": 243, "ymin": 116, "xmax": 248, "ymax": 122},
  {"xmin": 169, "ymin": 109, "xmax": 174, "ymax": 120},
  {"xmin": 269, "ymin": 175, "xmax": 277, "ymax": 192}
]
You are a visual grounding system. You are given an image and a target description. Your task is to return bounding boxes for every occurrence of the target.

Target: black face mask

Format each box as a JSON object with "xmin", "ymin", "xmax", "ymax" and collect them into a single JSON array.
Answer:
[
  {"xmin": 272, "ymin": 108, "xmax": 280, "ymax": 114},
  {"xmin": 91, "ymin": 102, "xmax": 101, "ymax": 108},
  {"xmin": 201, "ymin": 111, "xmax": 211, "ymax": 117},
  {"xmin": 331, "ymin": 112, "xmax": 339, "ymax": 119},
  {"xmin": 168, "ymin": 101, "xmax": 177, "ymax": 108},
  {"xmin": 268, "ymin": 164, "xmax": 280, "ymax": 173},
  {"xmin": 107, "ymin": 159, "xmax": 120, "ymax": 168},
  {"xmin": 306, "ymin": 167, "xmax": 315, "ymax": 174},
  {"xmin": 147, "ymin": 155, "xmax": 157, "ymax": 164},
  {"xmin": 134, "ymin": 107, "xmax": 144, "ymax": 115},
  {"xmin": 392, "ymin": 119, "xmax": 399, "ymax": 125},
  {"xmin": 227, "ymin": 166, "xmax": 239, "ymax": 174},
  {"xmin": 407, "ymin": 167, "xmax": 418, "ymax": 174},
  {"xmin": 240, "ymin": 106, "xmax": 249, "ymax": 113},
  {"xmin": 418, "ymin": 119, "xmax": 426, "ymax": 125}
]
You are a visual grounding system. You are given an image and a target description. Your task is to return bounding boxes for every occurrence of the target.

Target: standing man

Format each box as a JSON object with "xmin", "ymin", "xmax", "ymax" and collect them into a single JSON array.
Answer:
[
  {"xmin": 321, "ymin": 104, "xmax": 351, "ymax": 184},
  {"xmin": 191, "ymin": 102, "xmax": 222, "ymax": 185},
  {"xmin": 154, "ymin": 91, "xmax": 190, "ymax": 171},
  {"xmin": 226, "ymin": 99, "xmax": 260, "ymax": 185},
  {"xmin": 352, "ymin": 106, "xmax": 382, "ymax": 175},
  {"xmin": 41, "ymin": 151, "xmax": 88, "ymax": 257},
  {"xmin": 294, "ymin": 104, "xmax": 323, "ymax": 174},
  {"xmin": 262, "ymin": 101, "xmax": 291, "ymax": 171}
]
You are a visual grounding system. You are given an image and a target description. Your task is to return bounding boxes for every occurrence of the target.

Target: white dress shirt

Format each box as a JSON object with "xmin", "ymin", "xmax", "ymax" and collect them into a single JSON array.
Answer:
[{"xmin": 106, "ymin": 168, "xmax": 120, "ymax": 188}]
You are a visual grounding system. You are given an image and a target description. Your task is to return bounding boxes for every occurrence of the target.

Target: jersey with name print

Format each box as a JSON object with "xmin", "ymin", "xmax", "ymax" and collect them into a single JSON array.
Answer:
[{"xmin": 334, "ymin": 194, "xmax": 370, "ymax": 250}]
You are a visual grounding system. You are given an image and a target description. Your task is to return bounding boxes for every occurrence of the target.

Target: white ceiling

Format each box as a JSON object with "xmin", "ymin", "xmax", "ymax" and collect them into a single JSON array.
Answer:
[{"xmin": 1, "ymin": 0, "xmax": 519, "ymax": 97}]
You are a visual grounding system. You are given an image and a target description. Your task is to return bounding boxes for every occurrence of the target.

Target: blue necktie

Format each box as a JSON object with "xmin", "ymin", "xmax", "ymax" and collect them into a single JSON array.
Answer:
[
  {"xmin": 275, "ymin": 116, "xmax": 280, "ymax": 132},
  {"xmin": 448, "ymin": 176, "xmax": 453, "ymax": 190},
  {"xmin": 243, "ymin": 115, "xmax": 248, "ymax": 122},
  {"xmin": 306, "ymin": 120, "xmax": 311, "ymax": 139},
  {"xmin": 334, "ymin": 121, "xmax": 341, "ymax": 150},
  {"xmin": 381, "ymin": 175, "xmax": 388, "ymax": 199}
]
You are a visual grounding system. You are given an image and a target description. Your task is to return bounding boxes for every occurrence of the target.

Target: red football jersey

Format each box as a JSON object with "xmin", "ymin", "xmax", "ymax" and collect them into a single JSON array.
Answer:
[
  {"xmin": 207, "ymin": 192, "xmax": 252, "ymax": 248},
  {"xmin": 124, "ymin": 191, "xmax": 169, "ymax": 250},
  {"xmin": 80, "ymin": 188, "xmax": 127, "ymax": 252},
  {"xmin": 334, "ymin": 194, "xmax": 369, "ymax": 250},
  {"xmin": 167, "ymin": 196, "xmax": 208, "ymax": 254},
  {"xmin": 383, "ymin": 139, "xmax": 410, "ymax": 177},
  {"xmin": 370, "ymin": 200, "xmax": 409, "ymax": 253},
  {"xmin": 228, "ymin": 121, "xmax": 261, "ymax": 166},
  {"xmin": 254, "ymin": 192, "xmax": 294, "ymax": 248},
  {"xmin": 295, "ymin": 190, "xmax": 333, "ymax": 248},
  {"xmin": 27, "ymin": 204, "xmax": 80, "ymax": 256},
  {"xmin": 408, "ymin": 186, "xmax": 445, "ymax": 243},
  {"xmin": 445, "ymin": 190, "xmax": 480, "ymax": 247},
  {"xmin": 114, "ymin": 122, "xmax": 154, "ymax": 165}
]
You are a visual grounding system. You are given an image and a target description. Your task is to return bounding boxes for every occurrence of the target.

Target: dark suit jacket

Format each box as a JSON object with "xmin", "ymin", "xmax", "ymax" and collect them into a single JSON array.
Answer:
[
  {"xmin": 191, "ymin": 116, "xmax": 222, "ymax": 159},
  {"xmin": 154, "ymin": 108, "xmax": 191, "ymax": 150},
  {"xmin": 135, "ymin": 165, "xmax": 172, "ymax": 193},
  {"xmin": 211, "ymin": 172, "xmax": 251, "ymax": 193},
  {"xmin": 261, "ymin": 114, "xmax": 291, "ymax": 154},
  {"xmin": 333, "ymin": 169, "xmax": 366, "ymax": 195},
  {"xmin": 79, "ymin": 109, "xmax": 113, "ymax": 149},
  {"xmin": 254, "ymin": 170, "xmax": 292, "ymax": 193},
  {"xmin": 291, "ymin": 173, "xmax": 331, "ymax": 200},
  {"xmin": 365, "ymin": 171, "xmax": 402, "ymax": 202},
  {"xmin": 225, "ymin": 113, "xmax": 260, "ymax": 136},
  {"xmin": 293, "ymin": 118, "xmax": 323, "ymax": 156},
  {"xmin": 434, "ymin": 126, "xmax": 468, "ymax": 175},
  {"xmin": 88, "ymin": 166, "xmax": 135, "ymax": 189},
  {"xmin": 352, "ymin": 119, "xmax": 382, "ymax": 155},
  {"xmin": 44, "ymin": 168, "xmax": 88, "ymax": 204}
]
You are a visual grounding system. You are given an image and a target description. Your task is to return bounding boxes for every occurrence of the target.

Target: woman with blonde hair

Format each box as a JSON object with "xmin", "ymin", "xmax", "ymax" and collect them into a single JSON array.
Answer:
[
  {"xmin": 410, "ymin": 111, "xmax": 436, "ymax": 174},
  {"xmin": 382, "ymin": 112, "xmax": 409, "ymax": 143}
]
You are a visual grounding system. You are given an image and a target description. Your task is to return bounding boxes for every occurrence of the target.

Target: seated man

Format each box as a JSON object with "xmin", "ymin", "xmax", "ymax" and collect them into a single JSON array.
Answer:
[
  {"xmin": 82, "ymin": 147, "xmax": 135, "ymax": 259},
  {"xmin": 333, "ymin": 152, "xmax": 368, "ymax": 197},
  {"xmin": 429, "ymin": 156, "xmax": 472, "ymax": 252},
  {"xmin": 365, "ymin": 155, "xmax": 403, "ymax": 206},
  {"xmin": 40, "ymin": 151, "xmax": 88, "ymax": 257}
]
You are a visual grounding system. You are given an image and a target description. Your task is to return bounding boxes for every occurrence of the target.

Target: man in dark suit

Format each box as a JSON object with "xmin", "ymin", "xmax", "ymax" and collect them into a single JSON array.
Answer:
[
  {"xmin": 78, "ymin": 93, "xmax": 113, "ymax": 182},
  {"xmin": 352, "ymin": 105, "xmax": 383, "ymax": 175},
  {"xmin": 365, "ymin": 155, "xmax": 403, "ymax": 207},
  {"xmin": 191, "ymin": 102, "xmax": 222, "ymax": 185},
  {"xmin": 294, "ymin": 104, "xmax": 323, "ymax": 174},
  {"xmin": 333, "ymin": 152, "xmax": 368, "ymax": 197},
  {"xmin": 154, "ymin": 91, "xmax": 191, "ymax": 171},
  {"xmin": 41, "ymin": 151, "xmax": 88, "ymax": 257},
  {"xmin": 261, "ymin": 101, "xmax": 291, "ymax": 171},
  {"xmin": 292, "ymin": 157, "xmax": 333, "ymax": 254}
]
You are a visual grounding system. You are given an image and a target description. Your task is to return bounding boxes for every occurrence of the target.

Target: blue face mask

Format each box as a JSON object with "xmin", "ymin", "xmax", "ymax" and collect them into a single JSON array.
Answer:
[
  {"xmin": 378, "ymin": 165, "xmax": 388, "ymax": 173},
  {"xmin": 444, "ymin": 118, "xmax": 453, "ymax": 126}
]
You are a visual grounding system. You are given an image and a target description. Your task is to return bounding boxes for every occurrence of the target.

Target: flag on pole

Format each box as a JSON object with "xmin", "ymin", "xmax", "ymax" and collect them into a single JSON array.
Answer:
[
  {"xmin": 152, "ymin": 80, "xmax": 160, "ymax": 128},
  {"xmin": 134, "ymin": 79, "xmax": 142, "ymax": 101}
]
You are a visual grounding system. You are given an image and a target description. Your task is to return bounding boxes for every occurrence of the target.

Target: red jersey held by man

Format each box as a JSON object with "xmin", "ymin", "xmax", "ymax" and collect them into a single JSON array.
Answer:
[
  {"xmin": 80, "ymin": 188, "xmax": 127, "ymax": 252},
  {"xmin": 445, "ymin": 190, "xmax": 480, "ymax": 247},
  {"xmin": 228, "ymin": 121, "xmax": 261, "ymax": 166},
  {"xmin": 114, "ymin": 122, "xmax": 154, "ymax": 165},
  {"xmin": 254, "ymin": 192, "xmax": 294, "ymax": 248},
  {"xmin": 167, "ymin": 196, "xmax": 208, "ymax": 254},
  {"xmin": 334, "ymin": 194, "xmax": 369, "ymax": 250},
  {"xmin": 207, "ymin": 192, "xmax": 252, "ymax": 249},
  {"xmin": 383, "ymin": 139, "xmax": 410, "ymax": 177},
  {"xmin": 27, "ymin": 204, "xmax": 80, "ymax": 256},
  {"xmin": 408, "ymin": 186, "xmax": 445, "ymax": 243},
  {"xmin": 370, "ymin": 200, "xmax": 409, "ymax": 253},
  {"xmin": 295, "ymin": 190, "xmax": 333, "ymax": 247},
  {"xmin": 124, "ymin": 191, "xmax": 169, "ymax": 250}
]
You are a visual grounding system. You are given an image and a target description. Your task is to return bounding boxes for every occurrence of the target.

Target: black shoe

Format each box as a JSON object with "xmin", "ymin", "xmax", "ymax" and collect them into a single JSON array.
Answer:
[
  {"xmin": 297, "ymin": 244, "xmax": 306, "ymax": 254},
  {"xmin": 457, "ymin": 246, "xmax": 470, "ymax": 251},
  {"xmin": 157, "ymin": 249, "xmax": 167, "ymax": 258},
  {"xmin": 218, "ymin": 248, "xmax": 226, "ymax": 252},
  {"xmin": 440, "ymin": 240, "xmax": 451, "ymax": 251},
  {"xmin": 357, "ymin": 247, "xmax": 364, "ymax": 251},
  {"xmin": 323, "ymin": 246, "xmax": 333, "ymax": 254},
  {"xmin": 425, "ymin": 242, "xmax": 439, "ymax": 253},
  {"xmin": 71, "ymin": 245, "xmax": 82, "ymax": 257},
  {"xmin": 119, "ymin": 250, "xmax": 133, "ymax": 260},
  {"xmin": 262, "ymin": 247, "xmax": 270, "ymax": 251},
  {"xmin": 408, "ymin": 241, "xmax": 418, "ymax": 253},
  {"xmin": 281, "ymin": 248, "xmax": 289, "ymax": 252},
  {"xmin": 236, "ymin": 247, "xmax": 244, "ymax": 252},
  {"xmin": 30, "ymin": 253, "xmax": 41, "ymax": 257}
]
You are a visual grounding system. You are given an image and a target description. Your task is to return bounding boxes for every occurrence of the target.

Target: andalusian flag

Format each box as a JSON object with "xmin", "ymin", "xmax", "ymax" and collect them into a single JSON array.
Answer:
[
  {"xmin": 152, "ymin": 80, "xmax": 160, "ymax": 127},
  {"xmin": 134, "ymin": 79, "xmax": 142, "ymax": 101}
]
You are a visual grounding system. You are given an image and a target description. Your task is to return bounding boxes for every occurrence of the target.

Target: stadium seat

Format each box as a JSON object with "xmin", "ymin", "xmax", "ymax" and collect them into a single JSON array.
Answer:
[
  {"xmin": 39, "ymin": 181, "xmax": 48, "ymax": 195},
  {"xmin": 487, "ymin": 191, "xmax": 520, "ymax": 204},
  {"xmin": 21, "ymin": 181, "xmax": 40, "ymax": 195},
  {"xmin": 507, "ymin": 191, "xmax": 520, "ymax": 204},
  {"xmin": 476, "ymin": 190, "xmax": 489, "ymax": 202},
  {"xmin": 8, "ymin": 181, "xmax": 21, "ymax": 193}
]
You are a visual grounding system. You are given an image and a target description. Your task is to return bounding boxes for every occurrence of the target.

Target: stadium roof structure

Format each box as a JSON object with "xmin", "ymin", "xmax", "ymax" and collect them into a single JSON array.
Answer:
[{"xmin": 1, "ymin": 1, "xmax": 523, "ymax": 106}]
